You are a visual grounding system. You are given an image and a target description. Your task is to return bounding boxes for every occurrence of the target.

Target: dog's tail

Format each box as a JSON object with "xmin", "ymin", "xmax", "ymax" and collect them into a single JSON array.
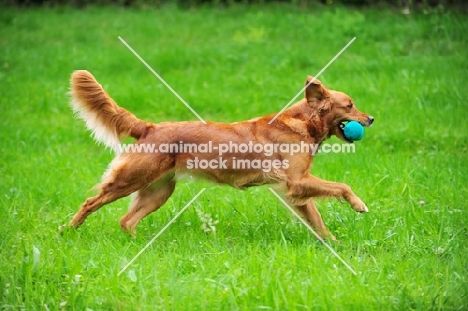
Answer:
[{"xmin": 70, "ymin": 70, "xmax": 147, "ymax": 152}]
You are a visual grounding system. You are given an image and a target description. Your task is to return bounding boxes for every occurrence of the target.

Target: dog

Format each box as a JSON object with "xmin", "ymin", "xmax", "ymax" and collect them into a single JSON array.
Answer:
[{"xmin": 67, "ymin": 70, "xmax": 374, "ymax": 241}]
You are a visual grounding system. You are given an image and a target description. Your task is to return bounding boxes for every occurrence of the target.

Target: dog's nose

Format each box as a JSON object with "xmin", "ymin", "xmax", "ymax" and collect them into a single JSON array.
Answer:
[{"xmin": 368, "ymin": 115, "xmax": 374, "ymax": 125}]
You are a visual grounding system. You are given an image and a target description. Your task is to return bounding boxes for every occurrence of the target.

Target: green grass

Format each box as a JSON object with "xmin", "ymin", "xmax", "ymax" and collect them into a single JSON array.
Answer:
[{"xmin": 1, "ymin": 3, "xmax": 467, "ymax": 310}]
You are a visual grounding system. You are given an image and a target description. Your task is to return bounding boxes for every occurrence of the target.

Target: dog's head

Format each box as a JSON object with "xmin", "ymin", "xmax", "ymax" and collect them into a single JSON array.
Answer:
[{"xmin": 304, "ymin": 76, "xmax": 374, "ymax": 143}]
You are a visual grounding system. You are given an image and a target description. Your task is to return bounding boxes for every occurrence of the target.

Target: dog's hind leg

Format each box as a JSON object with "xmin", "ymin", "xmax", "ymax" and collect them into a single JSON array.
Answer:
[
  {"xmin": 119, "ymin": 180, "xmax": 176, "ymax": 237},
  {"xmin": 69, "ymin": 177, "xmax": 148, "ymax": 229},
  {"xmin": 68, "ymin": 155, "xmax": 172, "ymax": 229}
]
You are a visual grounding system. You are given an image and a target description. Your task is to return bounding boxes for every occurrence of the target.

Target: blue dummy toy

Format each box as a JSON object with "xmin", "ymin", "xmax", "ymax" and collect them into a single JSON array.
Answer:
[{"xmin": 343, "ymin": 121, "xmax": 364, "ymax": 142}]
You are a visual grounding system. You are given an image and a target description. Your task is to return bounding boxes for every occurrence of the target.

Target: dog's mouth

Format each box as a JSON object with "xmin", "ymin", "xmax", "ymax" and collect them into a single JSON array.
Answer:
[{"xmin": 338, "ymin": 121, "xmax": 353, "ymax": 143}]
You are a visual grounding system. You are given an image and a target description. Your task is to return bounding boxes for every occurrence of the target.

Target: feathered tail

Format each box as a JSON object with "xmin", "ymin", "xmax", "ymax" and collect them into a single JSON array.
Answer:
[{"xmin": 70, "ymin": 70, "xmax": 147, "ymax": 152}]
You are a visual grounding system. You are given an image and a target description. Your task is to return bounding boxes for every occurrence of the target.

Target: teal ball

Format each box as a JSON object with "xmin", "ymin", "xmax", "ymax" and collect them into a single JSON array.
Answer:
[{"xmin": 343, "ymin": 121, "xmax": 364, "ymax": 142}]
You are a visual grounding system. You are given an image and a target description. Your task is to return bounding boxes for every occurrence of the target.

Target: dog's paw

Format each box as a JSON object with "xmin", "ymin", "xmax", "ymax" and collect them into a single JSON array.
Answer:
[
  {"xmin": 328, "ymin": 234, "xmax": 340, "ymax": 243},
  {"xmin": 121, "ymin": 226, "xmax": 137, "ymax": 239},
  {"xmin": 350, "ymin": 197, "xmax": 369, "ymax": 213},
  {"xmin": 58, "ymin": 223, "xmax": 74, "ymax": 235},
  {"xmin": 127, "ymin": 230, "xmax": 137, "ymax": 240}
]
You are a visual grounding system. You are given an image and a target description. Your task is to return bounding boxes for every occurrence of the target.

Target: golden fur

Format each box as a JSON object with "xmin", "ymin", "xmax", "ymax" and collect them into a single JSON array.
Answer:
[{"xmin": 67, "ymin": 70, "xmax": 374, "ymax": 240}]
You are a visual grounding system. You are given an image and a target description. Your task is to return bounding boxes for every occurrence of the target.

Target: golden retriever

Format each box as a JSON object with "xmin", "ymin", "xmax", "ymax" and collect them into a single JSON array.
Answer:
[{"xmin": 66, "ymin": 71, "xmax": 373, "ymax": 241}]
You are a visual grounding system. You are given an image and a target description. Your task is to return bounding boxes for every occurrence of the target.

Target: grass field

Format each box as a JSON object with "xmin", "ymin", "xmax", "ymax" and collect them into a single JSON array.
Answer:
[{"xmin": 1, "ymin": 3, "xmax": 467, "ymax": 310}]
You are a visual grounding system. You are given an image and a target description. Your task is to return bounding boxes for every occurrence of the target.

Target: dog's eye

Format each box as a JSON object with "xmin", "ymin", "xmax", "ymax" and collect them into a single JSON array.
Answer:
[{"xmin": 347, "ymin": 103, "xmax": 353, "ymax": 109}]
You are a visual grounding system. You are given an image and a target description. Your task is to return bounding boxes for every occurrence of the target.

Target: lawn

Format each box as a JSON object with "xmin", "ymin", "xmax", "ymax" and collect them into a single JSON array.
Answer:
[{"xmin": 1, "ymin": 3, "xmax": 467, "ymax": 310}]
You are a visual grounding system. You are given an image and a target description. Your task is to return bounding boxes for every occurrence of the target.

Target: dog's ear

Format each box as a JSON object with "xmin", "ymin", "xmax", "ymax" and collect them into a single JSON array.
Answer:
[{"xmin": 304, "ymin": 76, "xmax": 330, "ymax": 101}]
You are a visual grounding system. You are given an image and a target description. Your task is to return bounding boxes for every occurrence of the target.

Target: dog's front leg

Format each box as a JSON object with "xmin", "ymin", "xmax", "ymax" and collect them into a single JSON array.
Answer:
[
  {"xmin": 287, "ymin": 175, "xmax": 368, "ymax": 213},
  {"xmin": 295, "ymin": 200, "xmax": 337, "ymax": 241}
]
